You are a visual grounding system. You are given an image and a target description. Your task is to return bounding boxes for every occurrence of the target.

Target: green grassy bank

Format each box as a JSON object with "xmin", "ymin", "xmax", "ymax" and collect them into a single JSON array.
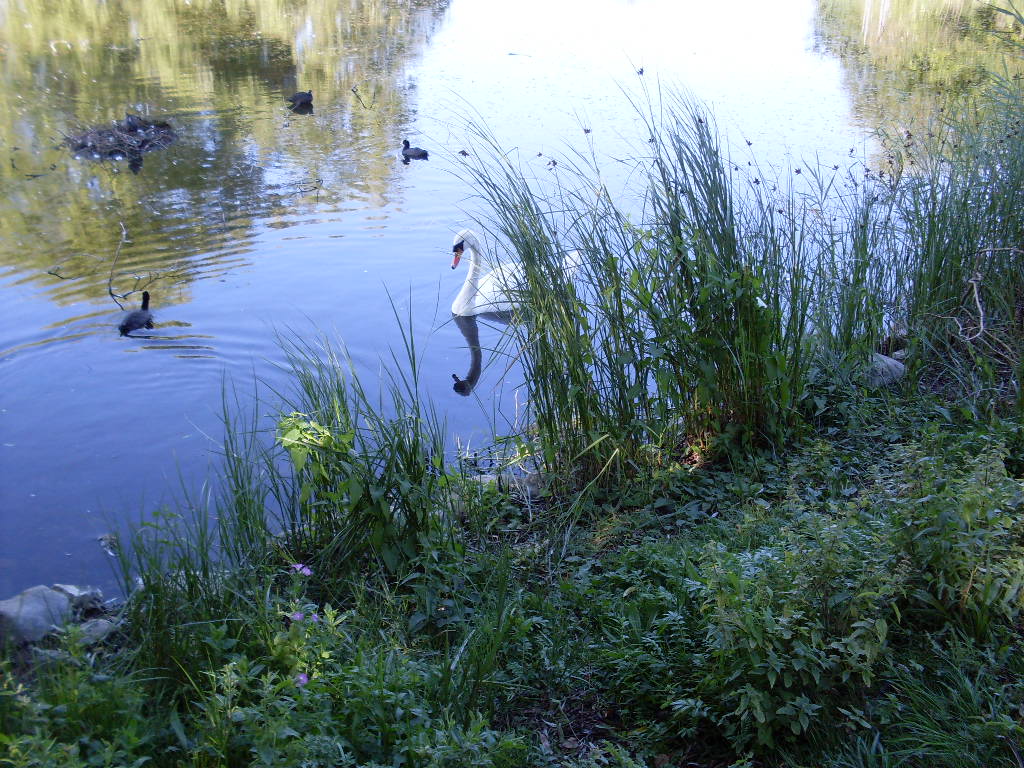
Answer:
[{"xmin": 3, "ymin": 76, "xmax": 1024, "ymax": 768}]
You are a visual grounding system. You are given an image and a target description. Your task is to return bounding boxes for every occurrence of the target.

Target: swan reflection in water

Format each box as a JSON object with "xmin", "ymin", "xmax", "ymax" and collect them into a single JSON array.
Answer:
[{"xmin": 450, "ymin": 311, "xmax": 513, "ymax": 396}]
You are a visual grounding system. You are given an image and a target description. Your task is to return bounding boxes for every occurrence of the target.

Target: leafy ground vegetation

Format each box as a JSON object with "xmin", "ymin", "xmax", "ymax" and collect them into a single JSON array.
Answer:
[{"xmin": 5, "ymin": 47, "xmax": 1024, "ymax": 768}]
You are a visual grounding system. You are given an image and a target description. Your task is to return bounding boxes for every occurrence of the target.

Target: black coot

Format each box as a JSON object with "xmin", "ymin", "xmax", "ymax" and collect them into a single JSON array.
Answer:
[{"xmin": 119, "ymin": 291, "xmax": 154, "ymax": 336}]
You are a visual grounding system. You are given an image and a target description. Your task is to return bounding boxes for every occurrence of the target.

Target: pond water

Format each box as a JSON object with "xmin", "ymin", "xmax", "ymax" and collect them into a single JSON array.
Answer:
[{"xmin": 0, "ymin": 0, "xmax": 1007, "ymax": 595}]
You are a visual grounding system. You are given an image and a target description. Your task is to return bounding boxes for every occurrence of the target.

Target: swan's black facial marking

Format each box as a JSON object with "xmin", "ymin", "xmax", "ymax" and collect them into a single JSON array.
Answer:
[{"xmin": 451, "ymin": 240, "xmax": 464, "ymax": 269}]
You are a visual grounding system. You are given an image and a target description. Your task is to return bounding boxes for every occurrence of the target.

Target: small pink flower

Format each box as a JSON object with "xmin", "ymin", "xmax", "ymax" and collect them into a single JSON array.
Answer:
[
  {"xmin": 290, "ymin": 563, "xmax": 313, "ymax": 576},
  {"xmin": 290, "ymin": 611, "xmax": 305, "ymax": 622},
  {"xmin": 295, "ymin": 672, "xmax": 309, "ymax": 687}
]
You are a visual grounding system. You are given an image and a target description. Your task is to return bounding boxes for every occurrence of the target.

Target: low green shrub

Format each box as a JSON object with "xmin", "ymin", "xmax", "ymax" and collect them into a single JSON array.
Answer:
[
  {"xmin": 552, "ymin": 504, "xmax": 899, "ymax": 751},
  {"xmin": 277, "ymin": 409, "xmax": 447, "ymax": 576},
  {"xmin": 686, "ymin": 527, "xmax": 896, "ymax": 749},
  {"xmin": 0, "ymin": 636, "xmax": 158, "ymax": 767},
  {"xmin": 890, "ymin": 439, "xmax": 1024, "ymax": 639},
  {"xmin": 183, "ymin": 601, "xmax": 525, "ymax": 767}
]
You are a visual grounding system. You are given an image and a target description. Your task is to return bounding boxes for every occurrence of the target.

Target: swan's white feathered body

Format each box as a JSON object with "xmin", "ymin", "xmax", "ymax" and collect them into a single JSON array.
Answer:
[{"xmin": 450, "ymin": 229, "xmax": 580, "ymax": 317}]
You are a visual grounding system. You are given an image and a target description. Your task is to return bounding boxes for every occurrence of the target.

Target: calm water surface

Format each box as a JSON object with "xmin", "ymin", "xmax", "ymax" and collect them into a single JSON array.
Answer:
[{"xmin": 0, "ymin": 0, "xmax": 953, "ymax": 595}]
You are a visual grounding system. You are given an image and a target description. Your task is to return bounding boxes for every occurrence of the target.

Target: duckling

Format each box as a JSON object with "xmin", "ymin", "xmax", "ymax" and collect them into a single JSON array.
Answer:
[
  {"xmin": 401, "ymin": 139, "xmax": 429, "ymax": 160},
  {"xmin": 118, "ymin": 291, "xmax": 154, "ymax": 336}
]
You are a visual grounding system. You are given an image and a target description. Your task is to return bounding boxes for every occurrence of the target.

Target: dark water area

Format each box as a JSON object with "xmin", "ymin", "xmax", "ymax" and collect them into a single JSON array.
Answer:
[{"xmin": 0, "ymin": 0, "xmax": 1012, "ymax": 595}]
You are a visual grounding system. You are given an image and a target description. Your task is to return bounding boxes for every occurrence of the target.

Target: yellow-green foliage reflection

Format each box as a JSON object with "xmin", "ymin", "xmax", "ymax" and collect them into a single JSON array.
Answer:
[
  {"xmin": 817, "ymin": 0, "xmax": 1024, "ymax": 127},
  {"xmin": 0, "ymin": 0, "xmax": 447, "ymax": 306}
]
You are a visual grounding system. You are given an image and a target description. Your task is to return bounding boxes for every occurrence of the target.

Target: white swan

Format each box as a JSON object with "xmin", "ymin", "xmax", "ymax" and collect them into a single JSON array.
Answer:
[
  {"xmin": 450, "ymin": 229, "xmax": 525, "ymax": 316},
  {"xmin": 449, "ymin": 229, "xmax": 582, "ymax": 317}
]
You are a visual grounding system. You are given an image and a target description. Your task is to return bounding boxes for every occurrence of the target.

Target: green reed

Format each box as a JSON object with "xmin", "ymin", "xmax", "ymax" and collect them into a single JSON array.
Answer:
[
  {"xmin": 110, "ymin": 309, "xmax": 457, "ymax": 688},
  {"xmin": 273, "ymin": 321, "xmax": 453, "ymax": 582},
  {"xmin": 460, "ymin": 89, "xmax": 1024, "ymax": 489},
  {"xmin": 897, "ymin": 110, "xmax": 1024, "ymax": 404},
  {"xmin": 643, "ymin": 106, "xmax": 814, "ymax": 452},
  {"xmin": 461, "ymin": 99, "xmax": 825, "ymax": 485}
]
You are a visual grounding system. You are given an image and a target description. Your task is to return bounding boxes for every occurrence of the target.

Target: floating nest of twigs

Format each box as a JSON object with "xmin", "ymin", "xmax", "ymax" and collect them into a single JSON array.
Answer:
[{"xmin": 66, "ymin": 113, "xmax": 177, "ymax": 174}]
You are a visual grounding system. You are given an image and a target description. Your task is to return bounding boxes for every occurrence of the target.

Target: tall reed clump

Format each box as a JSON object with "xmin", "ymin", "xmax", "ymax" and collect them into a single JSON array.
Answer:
[
  {"xmin": 462, "ymin": 88, "xmax": 1024, "ymax": 487},
  {"xmin": 273, "ymin": 325, "xmax": 454, "ymax": 581},
  {"xmin": 642, "ymin": 106, "xmax": 814, "ymax": 452},
  {"xmin": 888, "ymin": 93, "xmax": 1024, "ymax": 405},
  {"xmin": 460, "ymin": 142, "xmax": 608, "ymax": 487},
  {"xmin": 113, "ymin": 414, "xmax": 281, "ymax": 690},
  {"xmin": 460, "ymin": 99, "xmax": 833, "ymax": 488},
  {"xmin": 110, "ymin": 318, "xmax": 456, "ymax": 690},
  {"xmin": 910, "ymin": 149, "xmax": 1022, "ymax": 369}
]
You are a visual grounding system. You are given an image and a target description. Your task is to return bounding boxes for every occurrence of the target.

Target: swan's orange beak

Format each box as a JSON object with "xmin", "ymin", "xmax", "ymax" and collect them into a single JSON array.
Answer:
[{"xmin": 451, "ymin": 241, "xmax": 464, "ymax": 269}]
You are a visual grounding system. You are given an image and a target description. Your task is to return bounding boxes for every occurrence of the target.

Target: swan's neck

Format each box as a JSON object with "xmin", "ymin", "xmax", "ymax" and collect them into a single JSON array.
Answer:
[
  {"xmin": 465, "ymin": 244, "xmax": 484, "ymax": 280},
  {"xmin": 453, "ymin": 244, "xmax": 484, "ymax": 312}
]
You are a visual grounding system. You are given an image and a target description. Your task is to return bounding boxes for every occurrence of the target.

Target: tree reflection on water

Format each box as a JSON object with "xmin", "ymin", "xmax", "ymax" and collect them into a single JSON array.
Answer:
[{"xmin": 0, "ymin": 0, "xmax": 450, "ymax": 310}]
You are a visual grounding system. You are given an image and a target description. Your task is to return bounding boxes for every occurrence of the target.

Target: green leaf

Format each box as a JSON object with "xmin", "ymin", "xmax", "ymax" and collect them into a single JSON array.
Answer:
[
  {"xmin": 348, "ymin": 477, "xmax": 363, "ymax": 508},
  {"xmin": 169, "ymin": 709, "xmax": 190, "ymax": 750},
  {"xmin": 381, "ymin": 545, "xmax": 399, "ymax": 573}
]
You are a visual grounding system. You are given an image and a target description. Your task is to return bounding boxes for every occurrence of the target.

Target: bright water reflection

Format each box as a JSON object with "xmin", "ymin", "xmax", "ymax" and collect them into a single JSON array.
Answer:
[{"xmin": 0, "ymin": 0, "xmax": 1011, "ymax": 595}]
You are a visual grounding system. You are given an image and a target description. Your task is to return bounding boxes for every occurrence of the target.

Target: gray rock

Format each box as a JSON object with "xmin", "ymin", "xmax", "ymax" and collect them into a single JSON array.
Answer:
[
  {"xmin": 519, "ymin": 471, "xmax": 544, "ymax": 496},
  {"xmin": 31, "ymin": 646, "xmax": 76, "ymax": 665},
  {"xmin": 867, "ymin": 353, "xmax": 906, "ymax": 388},
  {"xmin": 78, "ymin": 618, "xmax": 116, "ymax": 645},
  {"xmin": 52, "ymin": 584, "xmax": 103, "ymax": 612},
  {"xmin": 0, "ymin": 585, "xmax": 72, "ymax": 644}
]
